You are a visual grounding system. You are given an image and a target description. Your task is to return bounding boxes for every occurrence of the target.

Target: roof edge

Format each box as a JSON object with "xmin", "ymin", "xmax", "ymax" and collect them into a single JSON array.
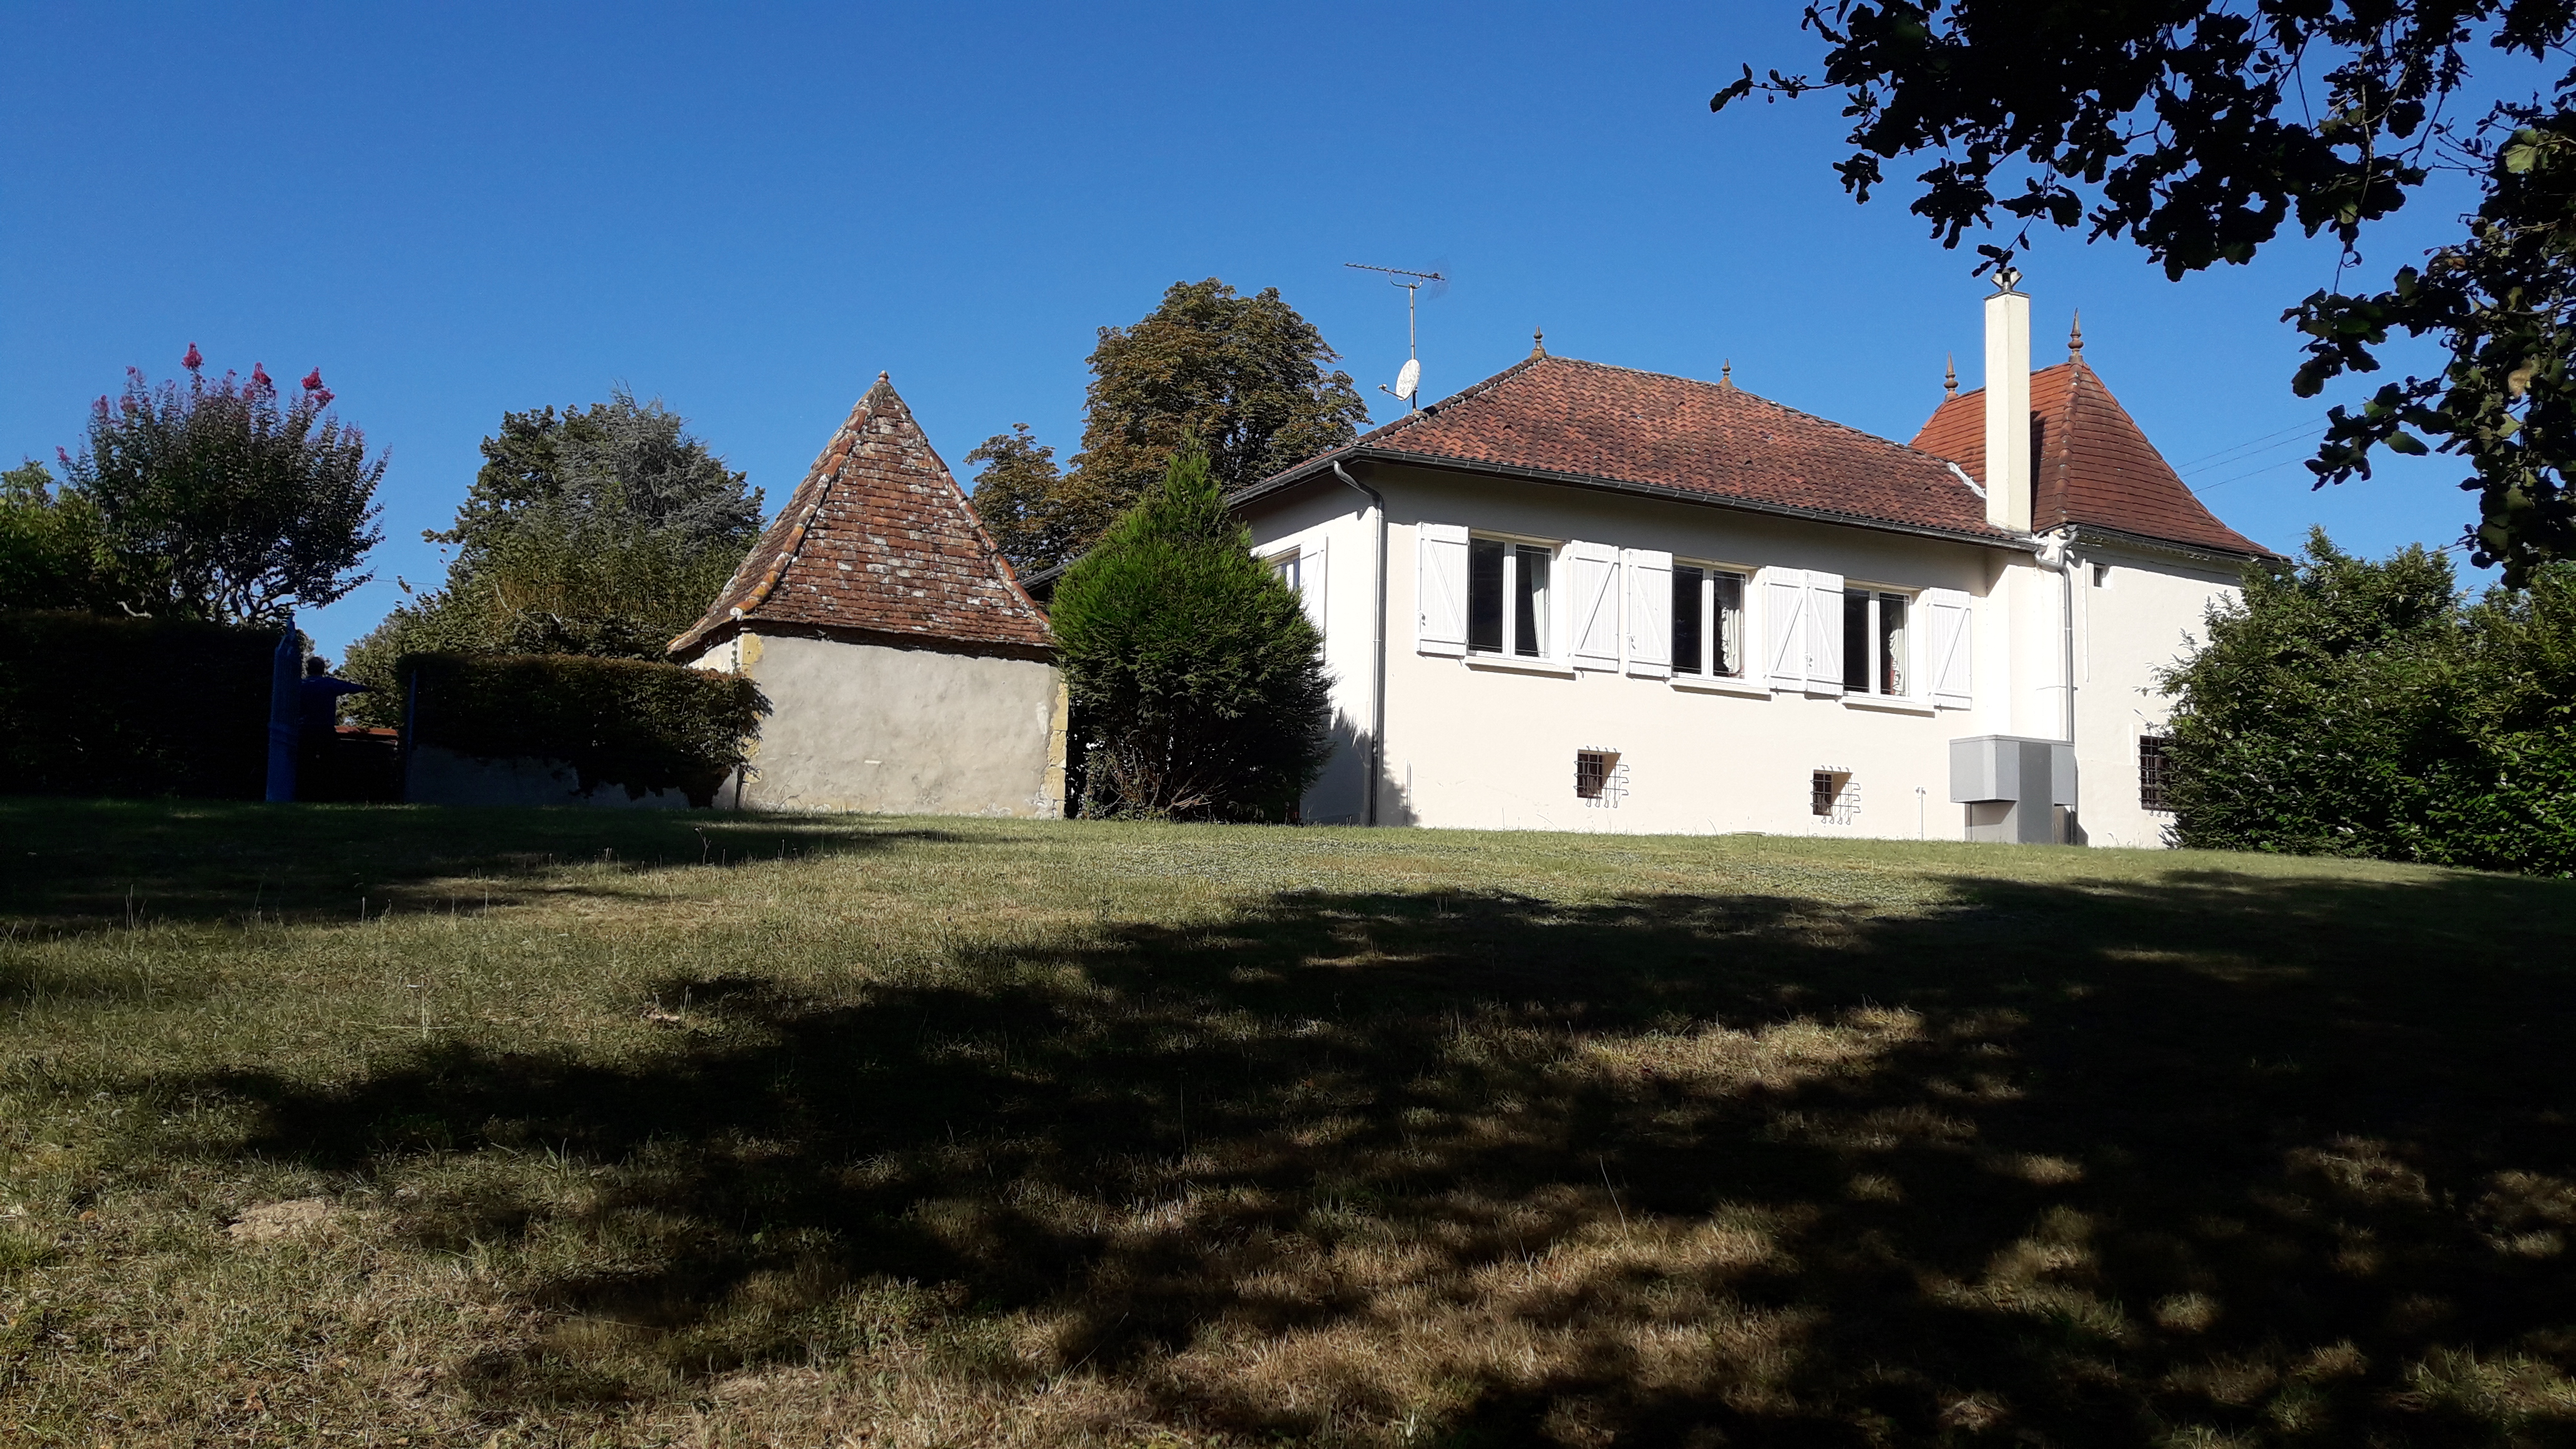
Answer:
[{"xmin": 1237, "ymin": 447, "xmax": 2027, "ymax": 550}]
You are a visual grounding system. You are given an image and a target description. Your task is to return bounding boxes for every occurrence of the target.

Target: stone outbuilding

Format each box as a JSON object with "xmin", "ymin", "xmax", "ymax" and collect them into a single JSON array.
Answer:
[{"xmin": 670, "ymin": 373, "xmax": 1066, "ymax": 815}]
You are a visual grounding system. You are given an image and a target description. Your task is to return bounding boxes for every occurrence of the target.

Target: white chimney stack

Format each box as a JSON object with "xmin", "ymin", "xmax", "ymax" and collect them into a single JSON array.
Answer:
[{"xmin": 1983, "ymin": 271, "xmax": 2032, "ymax": 533}]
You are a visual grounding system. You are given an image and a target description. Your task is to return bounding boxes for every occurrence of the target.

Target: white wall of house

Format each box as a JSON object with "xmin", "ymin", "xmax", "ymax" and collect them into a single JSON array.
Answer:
[
  {"xmin": 2064, "ymin": 537, "xmax": 2243, "ymax": 847},
  {"xmin": 693, "ymin": 631, "xmax": 1064, "ymax": 817},
  {"xmin": 1246, "ymin": 464, "xmax": 2243, "ymax": 844}
]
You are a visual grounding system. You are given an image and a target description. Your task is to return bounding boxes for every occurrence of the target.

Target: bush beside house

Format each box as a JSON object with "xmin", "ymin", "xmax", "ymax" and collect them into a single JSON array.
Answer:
[
  {"xmin": 2161, "ymin": 530, "xmax": 2576, "ymax": 874},
  {"xmin": 1050, "ymin": 450, "xmax": 1329, "ymax": 820}
]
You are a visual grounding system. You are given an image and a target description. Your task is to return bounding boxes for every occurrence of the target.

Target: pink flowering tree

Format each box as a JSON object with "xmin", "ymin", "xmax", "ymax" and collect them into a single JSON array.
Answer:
[{"xmin": 57, "ymin": 347, "xmax": 385, "ymax": 624}]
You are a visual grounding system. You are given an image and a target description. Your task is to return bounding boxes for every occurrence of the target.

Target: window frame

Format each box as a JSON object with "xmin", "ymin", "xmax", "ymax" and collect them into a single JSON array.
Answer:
[
  {"xmin": 1838, "ymin": 585, "xmax": 1917, "ymax": 698},
  {"xmin": 2139, "ymin": 735, "xmax": 2174, "ymax": 812},
  {"xmin": 1465, "ymin": 532, "xmax": 1558, "ymax": 660},
  {"xmin": 1669, "ymin": 560, "xmax": 1749, "ymax": 680}
]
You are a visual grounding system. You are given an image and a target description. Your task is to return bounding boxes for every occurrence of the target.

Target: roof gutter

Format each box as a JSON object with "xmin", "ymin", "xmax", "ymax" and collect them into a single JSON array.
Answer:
[
  {"xmin": 1329, "ymin": 460, "xmax": 1387, "ymax": 827},
  {"xmin": 1236, "ymin": 447, "xmax": 2021, "ymax": 553}
]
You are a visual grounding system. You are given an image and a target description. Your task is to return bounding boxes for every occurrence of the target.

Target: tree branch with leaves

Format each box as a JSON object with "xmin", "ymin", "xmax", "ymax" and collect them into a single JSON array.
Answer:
[{"xmin": 1717, "ymin": 0, "xmax": 2576, "ymax": 582}]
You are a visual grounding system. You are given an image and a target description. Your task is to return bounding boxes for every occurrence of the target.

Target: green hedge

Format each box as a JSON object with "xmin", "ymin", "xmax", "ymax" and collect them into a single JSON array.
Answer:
[
  {"xmin": 399, "ymin": 652, "xmax": 765, "ymax": 807},
  {"xmin": 0, "ymin": 609, "xmax": 278, "ymax": 799}
]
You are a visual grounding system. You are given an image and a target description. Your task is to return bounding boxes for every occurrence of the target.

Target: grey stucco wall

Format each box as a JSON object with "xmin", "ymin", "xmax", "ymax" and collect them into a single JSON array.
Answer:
[{"xmin": 735, "ymin": 631, "xmax": 1062, "ymax": 816}]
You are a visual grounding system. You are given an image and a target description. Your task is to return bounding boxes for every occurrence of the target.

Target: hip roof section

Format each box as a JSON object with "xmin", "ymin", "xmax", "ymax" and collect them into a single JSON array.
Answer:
[
  {"xmin": 1247, "ymin": 354, "xmax": 2014, "ymax": 543},
  {"xmin": 1911, "ymin": 360, "xmax": 2272, "ymax": 558},
  {"xmin": 670, "ymin": 374, "xmax": 1054, "ymax": 658}
]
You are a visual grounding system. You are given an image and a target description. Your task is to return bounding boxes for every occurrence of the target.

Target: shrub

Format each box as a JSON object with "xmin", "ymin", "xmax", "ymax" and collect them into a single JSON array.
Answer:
[
  {"xmin": 0, "ymin": 610, "xmax": 278, "ymax": 798},
  {"xmin": 1048, "ymin": 449, "xmax": 1329, "ymax": 819},
  {"xmin": 399, "ymin": 653, "xmax": 766, "ymax": 807},
  {"xmin": 2160, "ymin": 530, "xmax": 2576, "ymax": 874}
]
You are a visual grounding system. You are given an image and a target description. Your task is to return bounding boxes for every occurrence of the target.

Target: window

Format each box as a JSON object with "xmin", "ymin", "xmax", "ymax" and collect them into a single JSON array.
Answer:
[
  {"xmin": 2091, "ymin": 562, "xmax": 2112, "ymax": 588},
  {"xmin": 1468, "ymin": 537, "xmax": 1551, "ymax": 657},
  {"xmin": 1841, "ymin": 590, "xmax": 1911, "ymax": 695},
  {"xmin": 1812, "ymin": 769, "xmax": 1848, "ymax": 816},
  {"xmin": 1271, "ymin": 552, "xmax": 1304, "ymax": 594},
  {"xmin": 1671, "ymin": 565, "xmax": 1747, "ymax": 676},
  {"xmin": 1576, "ymin": 750, "xmax": 1611, "ymax": 799},
  {"xmin": 2140, "ymin": 736, "xmax": 2173, "ymax": 811}
]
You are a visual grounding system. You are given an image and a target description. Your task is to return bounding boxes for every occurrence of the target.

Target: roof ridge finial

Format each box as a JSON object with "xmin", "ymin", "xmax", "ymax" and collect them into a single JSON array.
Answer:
[
  {"xmin": 2068, "ymin": 312, "xmax": 2084, "ymax": 364},
  {"xmin": 1720, "ymin": 359, "xmax": 1733, "ymax": 388},
  {"xmin": 1530, "ymin": 328, "xmax": 1546, "ymax": 360},
  {"xmin": 1943, "ymin": 353, "xmax": 1958, "ymax": 399}
]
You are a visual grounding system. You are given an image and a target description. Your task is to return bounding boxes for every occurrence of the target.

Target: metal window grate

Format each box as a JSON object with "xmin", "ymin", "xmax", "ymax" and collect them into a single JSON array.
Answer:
[
  {"xmin": 1576, "ymin": 751, "xmax": 1610, "ymax": 799},
  {"xmin": 2139, "ymin": 736, "xmax": 2173, "ymax": 812},
  {"xmin": 1812, "ymin": 770, "xmax": 1838, "ymax": 816}
]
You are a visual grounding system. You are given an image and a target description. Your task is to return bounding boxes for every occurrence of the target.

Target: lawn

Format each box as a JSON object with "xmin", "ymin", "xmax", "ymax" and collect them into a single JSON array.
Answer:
[{"xmin": 4, "ymin": 801, "xmax": 2574, "ymax": 1448}]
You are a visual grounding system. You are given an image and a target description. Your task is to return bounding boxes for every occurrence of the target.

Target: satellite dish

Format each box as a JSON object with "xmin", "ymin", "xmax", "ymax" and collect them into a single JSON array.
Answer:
[{"xmin": 1394, "ymin": 358, "xmax": 1422, "ymax": 400}]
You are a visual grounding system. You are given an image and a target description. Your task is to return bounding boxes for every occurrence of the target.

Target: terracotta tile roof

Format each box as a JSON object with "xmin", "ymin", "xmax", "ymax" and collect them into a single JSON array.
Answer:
[
  {"xmin": 1247, "ymin": 354, "xmax": 2012, "ymax": 542},
  {"xmin": 670, "ymin": 374, "xmax": 1054, "ymax": 658},
  {"xmin": 1911, "ymin": 360, "xmax": 2275, "ymax": 557}
]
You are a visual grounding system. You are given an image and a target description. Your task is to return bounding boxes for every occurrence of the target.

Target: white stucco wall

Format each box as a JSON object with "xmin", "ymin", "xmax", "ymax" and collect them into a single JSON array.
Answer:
[
  {"xmin": 2064, "ymin": 539, "xmax": 2245, "ymax": 848},
  {"xmin": 710, "ymin": 631, "xmax": 1064, "ymax": 817},
  {"xmin": 1246, "ymin": 464, "xmax": 2247, "ymax": 844}
]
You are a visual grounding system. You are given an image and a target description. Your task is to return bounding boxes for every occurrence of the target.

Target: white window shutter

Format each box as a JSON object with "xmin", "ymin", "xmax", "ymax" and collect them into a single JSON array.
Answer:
[
  {"xmin": 1415, "ymin": 523, "xmax": 1468, "ymax": 656},
  {"xmin": 1565, "ymin": 542, "xmax": 1621, "ymax": 670},
  {"xmin": 1925, "ymin": 587, "xmax": 1973, "ymax": 708},
  {"xmin": 1803, "ymin": 569, "xmax": 1845, "ymax": 695},
  {"xmin": 1624, "ymin": 548, "xmax": 1672, "ymax": 677},
  {"xmin": 1755, "ymin": 566, "xmax": 1805, "ymax": 689}
]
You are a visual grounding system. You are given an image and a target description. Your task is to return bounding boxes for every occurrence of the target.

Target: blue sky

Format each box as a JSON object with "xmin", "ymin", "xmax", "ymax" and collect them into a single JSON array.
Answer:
[{"xmin": 1, "ymin": 3, "xmax": 2494, "ymax": 658}]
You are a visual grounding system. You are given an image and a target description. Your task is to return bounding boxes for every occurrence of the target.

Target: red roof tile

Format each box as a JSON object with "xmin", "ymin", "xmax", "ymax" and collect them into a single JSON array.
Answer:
[
  {"xmin": 670, "ymin": 375, "xmax": 1054, "ymax": 658},
  {"xmin": 1911, "ymin": 361, "xmax": 2273, "ymax": 557},
  {"xmin": 1251, "ymin": 355, "xmax": 2011, "ymax": 541}
]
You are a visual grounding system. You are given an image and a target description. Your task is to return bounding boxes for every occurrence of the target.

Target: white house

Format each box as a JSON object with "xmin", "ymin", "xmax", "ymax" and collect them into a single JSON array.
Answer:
[
  {"xmin": 1232, "ymin": 279, "xmax": 2275, "ymax": 845},
  {"xmin": 670, "ymin": 373, "xmax": 1068, "ymax": 816}
]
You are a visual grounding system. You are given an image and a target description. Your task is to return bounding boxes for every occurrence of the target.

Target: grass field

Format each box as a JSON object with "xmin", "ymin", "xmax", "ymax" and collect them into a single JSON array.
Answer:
[{"xmin": 4, "ymin": 801, "xmax": 2575, "ymax": 1447}]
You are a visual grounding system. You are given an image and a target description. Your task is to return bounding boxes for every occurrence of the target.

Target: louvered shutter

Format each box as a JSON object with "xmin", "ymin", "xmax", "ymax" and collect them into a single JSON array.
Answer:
[
  {"xmin": 1803, "ymin": 569, "xmax": 1845, "ymax": 695},
  {"xmin": 1565, "ymin": 542, "xmax": 1621, "ymax": 670},
  {"xmin": 1415, "ymin": 524, "xmax": 1468, "ymax": 655},
  {"xmin": 1624, "ymin": 549, "xmax": 1672, "ymax": 678},
  {"xmin": 1756, "ymin": 566, "xmax": 1805, "ymax": 689},
  {"xmin": 1924, "ymin": 588, "xmax": 1973, "ymax": 708}
]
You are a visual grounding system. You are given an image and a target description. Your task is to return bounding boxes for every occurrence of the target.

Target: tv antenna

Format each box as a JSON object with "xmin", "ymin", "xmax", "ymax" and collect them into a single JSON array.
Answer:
[{"xmin": 1346, "ymin": 262, "xmax": 1446, "ymax": 412}]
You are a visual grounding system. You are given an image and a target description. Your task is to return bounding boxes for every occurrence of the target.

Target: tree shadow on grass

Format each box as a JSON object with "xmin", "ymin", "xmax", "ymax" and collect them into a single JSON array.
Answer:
[
  {"xmin": 0, "ymin": 798, "xmax": 962, "ymax": 930},
  {"xmin": 179, "ymin": 866, "xmax": 2576, "ymax": 1446}
]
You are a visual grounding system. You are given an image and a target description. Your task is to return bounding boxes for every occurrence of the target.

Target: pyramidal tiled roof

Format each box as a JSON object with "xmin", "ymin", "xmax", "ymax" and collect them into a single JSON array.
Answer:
[
  {"xmin": 1911, "ymin": 358, "xmax": 2275, "ymax": 558},
  {"xmin": 1244, "ymin": 353, "xmax": 2013, "ymax": 542},
  {"xmin": 670, "ymin": 374, "xmax": 1053, "ymax": 658}
]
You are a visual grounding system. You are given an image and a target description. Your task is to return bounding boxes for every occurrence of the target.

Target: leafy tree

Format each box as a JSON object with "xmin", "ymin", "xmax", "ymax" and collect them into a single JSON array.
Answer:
[
  {"xmin": 964, "ymin": 423, "xmax": 1085, "ymax": 577},
  {"xmin": 1049, "ymin": 449, "xmax": 1330, "ymax": 820},
  {"xmin": 54, "ymin": 349, "xmax": 384, "ymax": 622},
  {"xmin": 1717, "ymin": 2, "xmax": 2576, "ymax": 584},
  {"xmin": 340, "ymin": 393, "xmax": 761, "ymax": 723},
  {"xmin": 0, "ymin": 460, "xmax": 132, "ymax": 613},
  {"xmin": 970, "ymin": 279, "xmax": 1368, "ymax": 573},
  {"xmin": 2159, "ymin": 529, "xmax": 2576, "ymax": 871}
]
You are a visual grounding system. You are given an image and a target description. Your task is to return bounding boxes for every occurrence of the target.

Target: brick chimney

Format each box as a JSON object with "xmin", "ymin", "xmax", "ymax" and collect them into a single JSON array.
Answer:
[{"xmin": 1983, "ymin": 271, "xmax": 2032, "ymax": 532}]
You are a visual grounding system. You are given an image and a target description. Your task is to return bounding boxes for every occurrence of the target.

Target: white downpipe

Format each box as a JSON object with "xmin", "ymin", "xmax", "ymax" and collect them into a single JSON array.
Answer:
[{"xmin": 1330, "ymin": 461, "xmax": 1388, "ymax": 826}]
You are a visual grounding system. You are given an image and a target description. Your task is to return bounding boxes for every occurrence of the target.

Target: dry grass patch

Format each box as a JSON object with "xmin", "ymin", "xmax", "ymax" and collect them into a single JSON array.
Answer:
[{"xmin": 2, "ymin": 801, "xmax": 2574, "ymax": 1445}]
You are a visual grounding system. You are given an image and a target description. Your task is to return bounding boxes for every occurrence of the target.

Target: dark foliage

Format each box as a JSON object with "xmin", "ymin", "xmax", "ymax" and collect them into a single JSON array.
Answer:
[
  {"xmin": 54, "ymin": 349, "xmax": 383, "ymax": 622},
  {"xmin": 969, "ymin": 280, "xmax": 1367, "ymax": 573},
  {"xmin": 2160, "ymin": 529, "xmax": 2576, "ymax": 871},
  {"xmin": 0, "ymin": 461, "xmax": 135, "ymax": 613},
  {"xmin": 344, "ymin": 393, "xmax": 763, "ymax": 723},
  {"xmin": 0, "ymin": 609, "xmax": 278, "ymax": 799},
  {"xmin": 1048, "ymin": 451, "xmax": 1330, "ymax": 819},
  {"xmin": 400, "ymin": 651, "xmax": 767, "ymax": 807},
  {"xmin": 1719, "ymin": 1, "xmax": 2576, "ymax": 583}
]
